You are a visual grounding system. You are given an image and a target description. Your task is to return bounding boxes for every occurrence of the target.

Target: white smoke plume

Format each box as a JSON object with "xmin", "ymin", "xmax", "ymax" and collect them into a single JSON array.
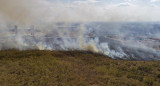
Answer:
[{"xmin": 0, "ymin": 0, "xmax": 160, "ymax": 60}]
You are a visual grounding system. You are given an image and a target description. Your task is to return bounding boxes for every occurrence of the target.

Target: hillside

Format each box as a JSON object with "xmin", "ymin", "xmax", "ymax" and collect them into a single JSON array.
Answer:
[{"xmin": 0, "ymin": 50, "xmax": 160, "ymax": 86}]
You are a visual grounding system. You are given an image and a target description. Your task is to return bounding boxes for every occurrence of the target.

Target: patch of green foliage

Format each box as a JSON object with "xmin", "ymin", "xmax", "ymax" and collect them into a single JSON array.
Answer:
[{"xmin": 0, "ymin": 50, "xmax": 160, "ymax": 86}]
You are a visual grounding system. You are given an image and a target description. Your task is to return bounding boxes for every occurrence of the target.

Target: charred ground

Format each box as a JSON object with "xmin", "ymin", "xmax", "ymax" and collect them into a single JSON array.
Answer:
[{"xmin": 0, "ymin": 50, "xmax": 160, "ymax": 86}]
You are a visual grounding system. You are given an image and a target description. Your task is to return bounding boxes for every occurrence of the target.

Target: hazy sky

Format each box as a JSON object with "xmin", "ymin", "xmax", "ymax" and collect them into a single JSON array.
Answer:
[
  {"xmin": 49, "ymin": 0, "xmax": 160, "ymax": 5},
  {"xmin": 1, "ymin": 0, "xmax": 160, "ymax": 23}
]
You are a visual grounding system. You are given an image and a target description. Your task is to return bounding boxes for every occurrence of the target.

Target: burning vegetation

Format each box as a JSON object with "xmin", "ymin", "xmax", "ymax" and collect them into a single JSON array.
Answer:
[{"xmin": 0, "ymin": 22, "xmax": 160, "ymax": 60}]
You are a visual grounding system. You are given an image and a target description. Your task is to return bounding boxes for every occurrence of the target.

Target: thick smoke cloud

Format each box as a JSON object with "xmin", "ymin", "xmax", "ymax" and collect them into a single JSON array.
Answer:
[{"xmin": 0, "ymin": 0, "xmax": 160, "ymax": 60}]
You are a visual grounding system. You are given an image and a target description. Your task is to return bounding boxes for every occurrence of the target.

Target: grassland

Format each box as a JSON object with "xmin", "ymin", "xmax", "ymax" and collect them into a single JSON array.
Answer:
[{"xmin": 0, "ymin": 50, "xmax": 160, "ymax": 86}]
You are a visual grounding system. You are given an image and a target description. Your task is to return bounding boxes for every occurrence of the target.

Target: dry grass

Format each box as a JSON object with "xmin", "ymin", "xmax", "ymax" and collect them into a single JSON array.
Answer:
[{"xmin": 0, "ymin": 50, "xmax": 160, "ymax": 86}]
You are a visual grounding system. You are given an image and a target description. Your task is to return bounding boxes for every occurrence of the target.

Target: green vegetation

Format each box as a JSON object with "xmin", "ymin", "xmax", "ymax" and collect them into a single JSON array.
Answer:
[{"xmin": 0, "ymin": 50, "xmax": 160, "ymax": 86}]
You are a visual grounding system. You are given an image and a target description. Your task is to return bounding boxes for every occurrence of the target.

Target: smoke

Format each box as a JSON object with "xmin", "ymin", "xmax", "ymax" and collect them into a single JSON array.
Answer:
[
  {"xmin": 1, "ymin": 0, "xmax": 160, "ymax": 23},
  {"xmin": 0, "ymin": 0, "xmax": 160, "ymax": 60}
]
